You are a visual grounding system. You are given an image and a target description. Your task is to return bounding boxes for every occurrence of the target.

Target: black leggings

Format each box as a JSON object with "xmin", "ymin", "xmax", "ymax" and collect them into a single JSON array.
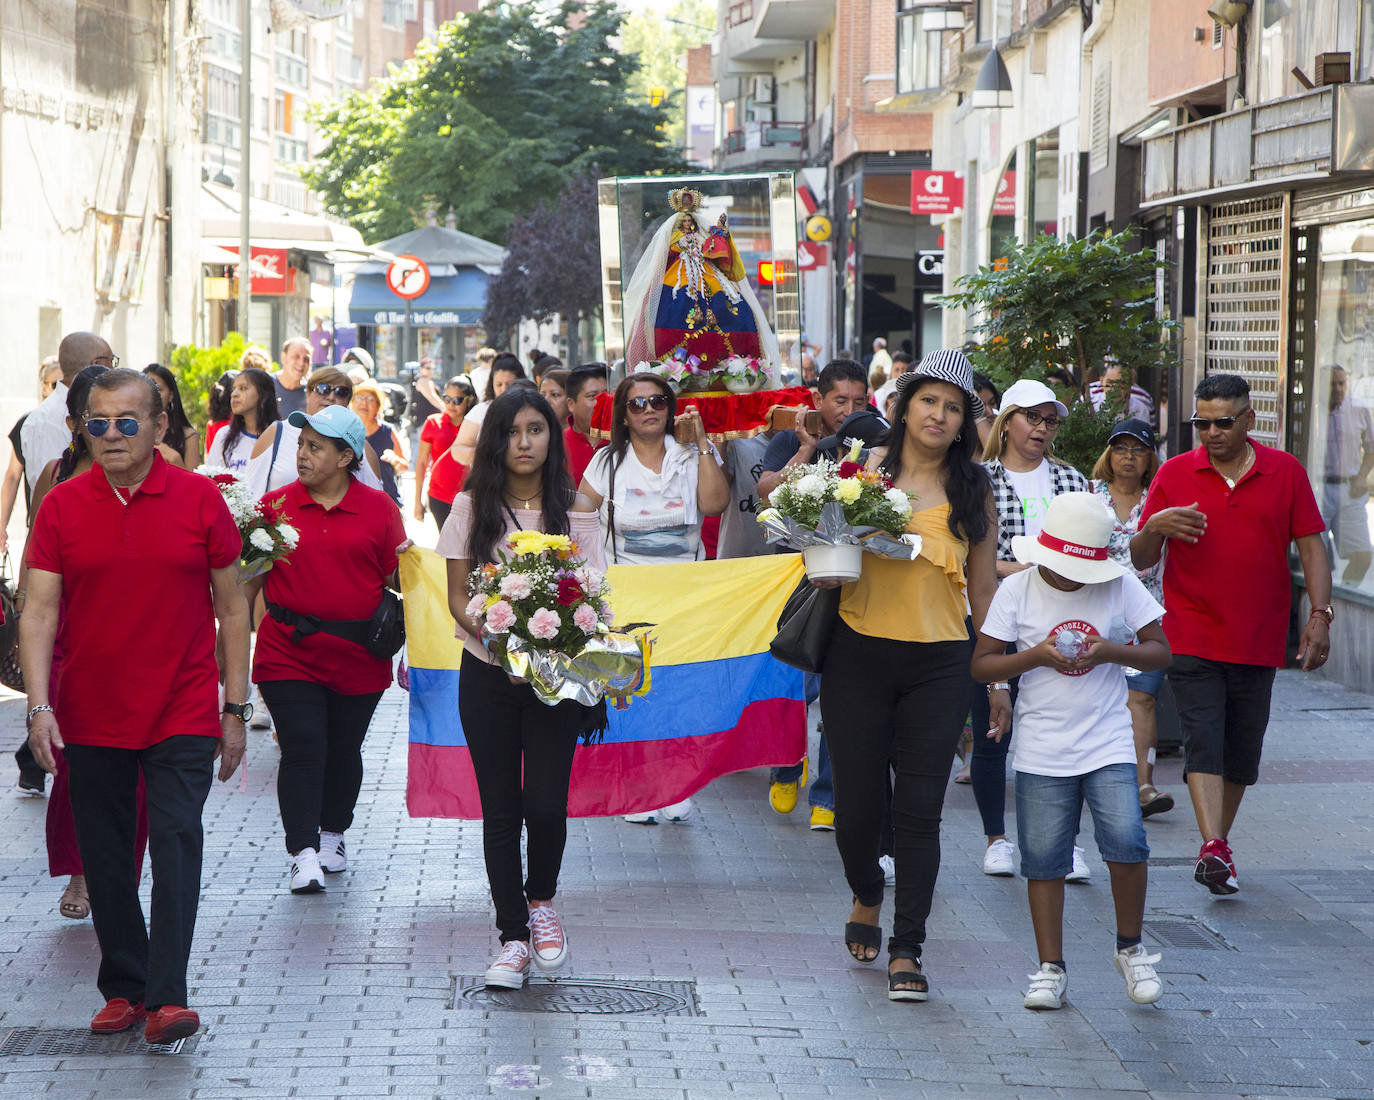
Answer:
[
  {"xmin": 458, "ymin": 656, "xmax": 582, "ymax": 944},
  {"xmin": 969, "ymin": 640, "xmax": 1019, "ymax": 838},
  {"xmin": 258, "ymin": 680, "xmax": 384, "ymax": 855},
  {"xmin": 820, "ymin": 620, "xmax": 969, "ymax": 961}
]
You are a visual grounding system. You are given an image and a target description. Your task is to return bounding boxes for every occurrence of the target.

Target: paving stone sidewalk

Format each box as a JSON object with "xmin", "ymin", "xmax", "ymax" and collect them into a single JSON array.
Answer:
[{"xmin": 1, "ymin": 668, "xmax": 1373, "ymax": 1099}]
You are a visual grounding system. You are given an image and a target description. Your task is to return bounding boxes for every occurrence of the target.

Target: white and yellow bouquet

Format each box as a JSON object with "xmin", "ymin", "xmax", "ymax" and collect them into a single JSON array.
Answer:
[{"xmin": 197, "ymin": 465, "xmax": 300, "ymax": 582}]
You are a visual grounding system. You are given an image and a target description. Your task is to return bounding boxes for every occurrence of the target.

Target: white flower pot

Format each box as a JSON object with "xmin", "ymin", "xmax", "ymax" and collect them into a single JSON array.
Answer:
[
  {"xmin": 724, "ymin": 374, "xmax": 761, "ymax": 394},
  {"xmin": 803, "ymin": 542, "xmax": 863, "ymax": 584}
]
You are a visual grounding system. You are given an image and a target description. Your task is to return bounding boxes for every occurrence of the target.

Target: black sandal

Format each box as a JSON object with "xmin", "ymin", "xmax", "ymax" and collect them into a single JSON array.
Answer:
[
  {"xmin": 887, "ymin": 956, "xmax": 928, "ymax": 1002},
  {"xmin": 844, "ymin": 898, "xmax": 882, "ymax": 964}
]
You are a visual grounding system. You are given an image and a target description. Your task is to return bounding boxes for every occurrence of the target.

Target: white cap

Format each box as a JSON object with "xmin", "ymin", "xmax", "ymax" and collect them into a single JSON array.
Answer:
[{"xmin": 1000, "ymin": 377, "xmax": 1069, "ymax": 419}]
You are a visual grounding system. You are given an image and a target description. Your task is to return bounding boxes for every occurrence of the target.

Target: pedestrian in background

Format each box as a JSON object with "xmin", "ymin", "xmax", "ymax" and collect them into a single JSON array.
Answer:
[
  {"xmin": 413, "ymin": 376, "xmax": 476, "ymax": 529},
  {"xmin": 410, "ymin": 358, "xmax": 443, "ymax": 429},
  {"xmin": 351, "ymin": 380, "xmax": 409, "ymax": 507},
  {"xmin": 247, "ymin": 405, "xmax": 407, "ymax": 895},
  {"xmin": 563, "ymin": 363, "xmax": 608, "ymax": 486},
  {"xmin": 1131, "ymin": 373, "xmax": 1330, "ymax": 897},
  {"xmin": 22, "ymin": 331, "xmax": 117, "ymax": 492},
  {"xmin": 539, "ymin": 368, "xmax": 571, "ymax": 425},
  {"xmin": 819, "ymin": 351, "xmax": 999, "ymax": 1002},
  {"xmin": 274, "ymin": 337, "xmax": 311, "ymax": 417},
  {"xmin": 972, "ymin": 492, "xmax": 1170, "ymax": 1012},
  {"xmin": 22, "ymin": 367, "xmax": 251, "ymax": 1044},
  {"xmin": 439, "ymin": 387, "xmax": 604, "ymax": 989},
  {"xmin": 0, "ymin": 357, "xmax": 62, "ymax": 557},
  {"xmin": 1091, "ymin": 418, "xmax": 1173, "ymax": 817},
  {"xmin": 206, "ymin": 367, "xmax": 277, "ymax": 476},
  {"xmin": 143, "ymin": 364, "xmax": 202, "ymax": 469},
  {"xmin": 976, "ymin": 377, "xmax": 1092, "ymax": 881},
  {"xmin": 204, "ymin": 370, "xmax": 236, "ymax": 452},
  {"xmin": 454, "ymin": 353, "xmax": 526, "ymax": 467}
]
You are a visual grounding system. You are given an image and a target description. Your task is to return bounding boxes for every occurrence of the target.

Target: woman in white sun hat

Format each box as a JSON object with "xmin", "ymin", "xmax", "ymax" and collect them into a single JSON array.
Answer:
[
  {"xmin": 974, "ymin": 377, "xmax": 1091, "ymax": 881},
  {"xmin": 971, "ymin": 490, "xmax": 1171, "ymax": 1013}
]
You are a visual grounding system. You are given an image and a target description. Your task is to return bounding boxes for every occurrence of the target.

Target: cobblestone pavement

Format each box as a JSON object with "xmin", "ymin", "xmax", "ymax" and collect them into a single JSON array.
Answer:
[{"xmin": 2, "ymin": 667, "xmax": 1373, "ymax": 1099}]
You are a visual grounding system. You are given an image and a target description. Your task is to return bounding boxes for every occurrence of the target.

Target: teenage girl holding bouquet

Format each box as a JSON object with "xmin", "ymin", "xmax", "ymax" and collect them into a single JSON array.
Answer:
[{"xmin": 438, "ymin": 388, "xmax": 605, "ymax": 990}]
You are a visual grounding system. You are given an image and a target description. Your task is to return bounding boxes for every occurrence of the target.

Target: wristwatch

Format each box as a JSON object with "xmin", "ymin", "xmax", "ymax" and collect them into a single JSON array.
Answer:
[
  {"xmin": 1310, "ymin": 604, "xmax": 1334, "ymax": 625},
  {"xmin": 222, "ymin": 701, "xmax": 255, "ymax": 723}
]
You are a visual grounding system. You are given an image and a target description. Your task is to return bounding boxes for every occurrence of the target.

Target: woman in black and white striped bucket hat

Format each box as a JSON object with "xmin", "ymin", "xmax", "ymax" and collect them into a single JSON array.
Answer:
[{"xmin": 893, "ymin": 348, "xmax": 986, "ymax": 419}]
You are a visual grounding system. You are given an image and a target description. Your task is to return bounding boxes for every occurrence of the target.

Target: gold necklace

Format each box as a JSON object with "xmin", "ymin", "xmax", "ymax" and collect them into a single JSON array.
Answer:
[
  {"xmin": 1212, "ymin": 443, "xmax": 1254, "ymax": 489},
  {"xmin": 506, "ymin": 491, "xmax": 540, "ymax": 509}
]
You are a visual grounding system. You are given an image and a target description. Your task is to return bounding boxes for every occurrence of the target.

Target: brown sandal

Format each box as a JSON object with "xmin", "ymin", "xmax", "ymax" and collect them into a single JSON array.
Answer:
[{"xmin": 59, "ymin": 875, "xmax": 90, "ymax": 920}]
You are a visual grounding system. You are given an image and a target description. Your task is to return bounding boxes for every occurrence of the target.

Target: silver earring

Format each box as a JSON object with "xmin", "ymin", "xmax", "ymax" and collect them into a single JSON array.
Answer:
[{"xmin": 955, "ymin": 432, "xmax": 963, "ymax": 443}]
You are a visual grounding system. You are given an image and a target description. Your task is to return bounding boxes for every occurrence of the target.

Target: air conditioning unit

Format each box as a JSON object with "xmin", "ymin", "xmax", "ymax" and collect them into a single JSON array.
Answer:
[{"xmin": 750, "ymin": 74, "xmax": 775, "ymax": 104}]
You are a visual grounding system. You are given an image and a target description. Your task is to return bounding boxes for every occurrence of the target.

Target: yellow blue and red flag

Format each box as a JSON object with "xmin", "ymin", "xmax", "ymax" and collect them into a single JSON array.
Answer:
[{"xmin": 400, "ymin": 551, "xmax": 807, "ymax": 818}]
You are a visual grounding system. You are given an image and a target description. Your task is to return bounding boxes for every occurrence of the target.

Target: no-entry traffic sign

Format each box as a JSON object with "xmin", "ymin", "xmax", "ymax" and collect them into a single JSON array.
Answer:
[{"xmin": 385, "ymin": 254, "xmax": 431, "ymax": 300}]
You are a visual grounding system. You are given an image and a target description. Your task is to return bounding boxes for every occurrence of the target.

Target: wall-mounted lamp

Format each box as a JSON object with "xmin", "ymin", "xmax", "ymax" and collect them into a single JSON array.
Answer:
[
  {"xmin": 1206, "ymin": 0, "xmax": 1251, "ymax": 28},
  {"xmin": 972, "ymin": 47, "xmax": 1013, "ymax": 109}
]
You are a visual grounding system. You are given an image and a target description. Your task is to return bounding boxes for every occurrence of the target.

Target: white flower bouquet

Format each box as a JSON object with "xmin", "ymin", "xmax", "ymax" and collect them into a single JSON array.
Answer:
[
  {"xmin": 197, "ymin": 466, "xmax": 300, "ymax": 582},
  {"xmin": 466, "ymin": 531, "xmax": 649, "ymax": 710},
  {"xmin": 756, "ymin": 442, "xmax": 921, "ymax": 581}
]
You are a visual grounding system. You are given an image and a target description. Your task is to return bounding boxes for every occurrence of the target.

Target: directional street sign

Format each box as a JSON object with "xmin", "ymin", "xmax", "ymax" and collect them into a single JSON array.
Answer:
[{"xmin": 385, "ymin": 254, "xmax": 431, "ymax": 300}]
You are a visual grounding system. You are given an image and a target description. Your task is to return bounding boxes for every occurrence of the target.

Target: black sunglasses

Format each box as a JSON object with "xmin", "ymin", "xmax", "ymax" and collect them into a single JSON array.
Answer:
[
  {"xmin": 626, "ymin": 394, "xmax": 670, "ymax": 414},
  {"xmin": 313, "ymin": 383, "xmax": 352, "ymax": 399},
  {"xmin": 85, "ymin": 416, "xmax": 142, "ymax": 438},
  {"xmin": 442, "ymin": 393, "xmax": 471, "ymax": 405},
  {"xmin": 1189, "ymin": 405, "xmax": 1250, "ymax": 432}
]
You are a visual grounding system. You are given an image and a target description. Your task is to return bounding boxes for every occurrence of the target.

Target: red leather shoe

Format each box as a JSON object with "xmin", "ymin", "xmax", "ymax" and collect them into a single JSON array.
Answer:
[
  {"xmin": 144, "ymin": 1005, "xmax": 200, "ymax": 1044},
  {"xmin": 90, "ymin": 998, "xmax": 147, "ymax": 1033}
]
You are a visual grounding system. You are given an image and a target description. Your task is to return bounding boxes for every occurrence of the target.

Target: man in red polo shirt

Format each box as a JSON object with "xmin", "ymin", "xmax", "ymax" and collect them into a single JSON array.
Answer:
[
  {"xmin": 563, "ymin": 363, "xmax": 608, "ymax": 486},
  {"xmin": 22, "ymin": 368, "xmax": 251, "ymax": 1044},
  {"xmin": 1132, "ymin": 373, "xmax": 1330, "ymax": 897}
]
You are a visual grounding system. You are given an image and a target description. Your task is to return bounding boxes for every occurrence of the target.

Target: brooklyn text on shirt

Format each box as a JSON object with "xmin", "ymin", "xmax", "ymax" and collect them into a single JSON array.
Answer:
[{"xmin": 1050, "ymin": 618, "xmax": 1096, "ymax": 677}]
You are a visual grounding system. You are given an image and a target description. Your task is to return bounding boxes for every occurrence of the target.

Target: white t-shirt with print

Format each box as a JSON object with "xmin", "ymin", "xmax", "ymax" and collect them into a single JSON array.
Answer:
[
  {"xmin": 206, "ymin": 427, "xmax": 260, "ymax": 476},
  {"xmin": 1005, "ymin": 460, "xmax": 1055, "ymax": 540},
  {"xmin": 981, "ymin": 567, "xmax": 1165, "ymax": 778},
  {"xmin": 583, "ymin": 436, "xmax": 721, "ymax": 564}
]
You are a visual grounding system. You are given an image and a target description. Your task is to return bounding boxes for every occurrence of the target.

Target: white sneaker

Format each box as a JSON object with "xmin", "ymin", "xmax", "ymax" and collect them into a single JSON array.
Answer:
[
  {"xmin": 289, "ymin": 847, "xmax": 325, "ymax": 894},
  {"xmin": 318, "ymin": 831, "xmax": 346, "ymax": 873},
  {"xmin": 528, "ymin": 904, "xmax": 569, "ymax": 973},
  {"xmin": 623, "ymin": 809, "xmax": 659, "ymax": 824},
  {"xmin": 982, "ymin": 838, "xmax": 1016, "ymax": 876},
  {"xmin": 1114, "ymin": 943, "xmax": 1163, "ymax": 1004},
  {"xmin": 1066, "ymin": 845, "xmax": 1091, "ymax": 883},
  {"xmin": 660, "ymin": 798, "xmax": 694, "ymax": 823},
  {"xmin": 483, "ymin": 940, "xmax": 530, "ymax": 989},
  {"xmin": 1023, "ymin": 962, "xmax": 1067, "ymax": 1010},
  {"xmin": 879, "ymin": 854, "xmax": 896, "ymax": 885}
]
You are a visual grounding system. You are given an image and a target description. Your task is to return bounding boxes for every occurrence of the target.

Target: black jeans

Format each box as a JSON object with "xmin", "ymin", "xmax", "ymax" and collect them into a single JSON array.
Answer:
[
  {"xmin": 820, "ymin": 620, "xmax": 969, "ymax": 961},
  {"xmin": 429, "ymin": 495, "xmax": 452, "ymax": 532},
  {"xmin": 65, "ymin": 735, "xmax": 216, "ymax": 1010},
  {"xmin": 458, "ymin": 656, "xmax": 581, "ymax": 944},
  {"xmin": 258, "ymin": 680, "xmax": 384, "ymax": 854},
  {"xmin": 969, "ymin": 639, "xmax": 1019, "ymax": 837}
]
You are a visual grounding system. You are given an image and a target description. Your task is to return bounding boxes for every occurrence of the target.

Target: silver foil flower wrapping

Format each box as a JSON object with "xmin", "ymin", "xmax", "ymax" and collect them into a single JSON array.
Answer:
[
  {"xmin": 485, "ymin": 629, "xmax": 650, "ymax": 708},
  {"xmin": 755, "ymin": 500, "xmax": 921, "ymax": 562}
]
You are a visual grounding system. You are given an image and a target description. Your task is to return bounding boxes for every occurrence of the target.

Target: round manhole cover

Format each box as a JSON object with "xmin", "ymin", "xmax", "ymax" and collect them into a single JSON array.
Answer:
[{"xmin": 456, "ymin": 978, "xmax": 695, "ymax": 1015}]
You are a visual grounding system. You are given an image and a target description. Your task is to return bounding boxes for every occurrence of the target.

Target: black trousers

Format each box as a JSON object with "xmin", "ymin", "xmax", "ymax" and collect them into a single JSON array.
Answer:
[
  {"xmin": 429, "ymin": 495, "xmax": 453, "ymax": 532},
  {"xmin": 65, "ymin": 735, "xmax": 216, "ymax": 1010},
  {"xmin": 458, "ymin": 656, "xmax": 581, "ymax": 944},
  {"xmin": 820, "ymin": 620, "xmax": 969, "ymax": 961},
  {"xmin": 258, "ymin": 680, "xmax": 384, "ymax": 854}
]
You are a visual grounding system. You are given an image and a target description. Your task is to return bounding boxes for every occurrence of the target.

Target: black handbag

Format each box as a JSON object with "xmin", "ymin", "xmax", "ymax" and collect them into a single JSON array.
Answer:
[
  {"xmin": 769, "ymin": 575, "xmax": 839, "ymax": 673},
  {"xmin": 0, "ymin": 553, "xmax": 21, "ymax": 691}
]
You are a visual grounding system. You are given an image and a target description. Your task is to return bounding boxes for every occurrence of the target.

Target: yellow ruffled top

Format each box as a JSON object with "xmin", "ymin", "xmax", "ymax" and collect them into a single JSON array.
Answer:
[{"xmin": 838, "ymin": 503, "xmax": 971, "ymax": 643}]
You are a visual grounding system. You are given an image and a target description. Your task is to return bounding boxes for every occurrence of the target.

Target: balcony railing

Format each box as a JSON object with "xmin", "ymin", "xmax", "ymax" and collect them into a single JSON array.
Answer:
[{"xmin": 721, "ymin": 120, "xmax": 806, "ymax": 162}]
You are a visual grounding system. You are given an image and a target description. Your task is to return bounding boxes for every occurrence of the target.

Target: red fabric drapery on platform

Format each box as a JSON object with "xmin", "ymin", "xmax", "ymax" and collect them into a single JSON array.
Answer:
[{"xmin": 590, "ymin": 386, "xmax": 816, "ymax": 443}]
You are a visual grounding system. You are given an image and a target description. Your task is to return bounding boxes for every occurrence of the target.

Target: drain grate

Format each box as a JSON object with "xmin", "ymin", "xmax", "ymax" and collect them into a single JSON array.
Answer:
[
  {"xmin": 0, "ymin": 1027, "xmax": 195, "ymax": 1057},
  {"xmin": 1144, "ymin": 919, "xmax": 1230, "ymax": 950},
  {"xmin": 451, "ymin": 977, "xmax": 700, "ymax": 1016}
]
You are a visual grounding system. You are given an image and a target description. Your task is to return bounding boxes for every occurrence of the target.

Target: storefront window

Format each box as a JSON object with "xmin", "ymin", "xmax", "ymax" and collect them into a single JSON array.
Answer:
[
  {"xmin": 1303, "ymin": 217, "xmax": 1374, "ymax": 592},
  {"xmin": 987, "ymin": 151, "xmax": 1017, "ymax": 266},
  {"xmin": 1029, "ymin": 132, "xmax": 1060, "ymax": 238}
]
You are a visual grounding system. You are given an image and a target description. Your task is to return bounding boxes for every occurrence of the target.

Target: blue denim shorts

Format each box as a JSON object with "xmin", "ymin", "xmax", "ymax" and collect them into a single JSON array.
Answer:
[
  {"xmin": 1014, "ymin": 763, "xmax": 1149, "ymax": 879},
  {"xmin": 1125, "ymin": 667, "xmax": 1164, "ymax": 697}
]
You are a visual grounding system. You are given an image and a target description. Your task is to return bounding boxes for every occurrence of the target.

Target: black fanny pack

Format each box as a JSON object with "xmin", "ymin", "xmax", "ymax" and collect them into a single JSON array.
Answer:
[{"xmin": 266, "ymin": 590, "xmax": 405, "ymax": 660}]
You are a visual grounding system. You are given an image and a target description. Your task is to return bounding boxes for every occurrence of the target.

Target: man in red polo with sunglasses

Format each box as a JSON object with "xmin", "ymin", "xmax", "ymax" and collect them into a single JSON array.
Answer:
[
  {"xmin": 1132, "ymin": 373, "xmax": 1330, "ymax": 897},
  {"xmin": 22, "ymin": 368, "xmax": 252, "ymax": 1044}
]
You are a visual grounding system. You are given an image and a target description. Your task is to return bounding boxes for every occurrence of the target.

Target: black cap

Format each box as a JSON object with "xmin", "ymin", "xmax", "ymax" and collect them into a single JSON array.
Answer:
[
  {"xmin": 817, "ymin": 408, "xmax": 889, "ymax": 455},
  {"xmin": 1109, "ymin": 417, "xmax": 1155, "ymax": 448}
]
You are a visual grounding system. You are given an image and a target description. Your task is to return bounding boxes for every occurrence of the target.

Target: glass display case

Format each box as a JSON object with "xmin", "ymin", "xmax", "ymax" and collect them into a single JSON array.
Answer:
[{"xmin": 598, "ymin": 172, "xmax": 800, "ymax": 374}]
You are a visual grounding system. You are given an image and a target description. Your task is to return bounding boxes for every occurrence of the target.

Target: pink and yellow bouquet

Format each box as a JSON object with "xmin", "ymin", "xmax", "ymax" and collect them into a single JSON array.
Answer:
[{"xmin": 466, "ymin": 532, "xmax": 648, "ymax": 708}]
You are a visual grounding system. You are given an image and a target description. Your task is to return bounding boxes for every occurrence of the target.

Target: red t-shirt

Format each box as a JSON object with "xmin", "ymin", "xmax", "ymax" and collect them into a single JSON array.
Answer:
[
  {"xmin": 565, "ymin": 425, "xmax": 605, "ymax": 488},
  {"xmin": 25, "ymin": 454, "xmax": 241, "ymax": 749},
  {"xmin": 422, "ymin": 413, "xmax": 466, "ymax": 503},
  {"xmin": 206, "ymin": 419, "xmax": 229, "ymax": 450},
  {"xmin": 1139, "ymin": 441, "xmax": 1324, "ymax": 667},
  {"xmin": 253, "ymin": 478, "xmax": 407, "ymax": 694}
]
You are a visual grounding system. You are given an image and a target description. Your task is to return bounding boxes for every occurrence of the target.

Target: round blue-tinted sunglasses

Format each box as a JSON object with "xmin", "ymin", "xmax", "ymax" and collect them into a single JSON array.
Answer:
[{"xmin": 85, "ymin": 417, "xmax": 143, "ymax": 438}]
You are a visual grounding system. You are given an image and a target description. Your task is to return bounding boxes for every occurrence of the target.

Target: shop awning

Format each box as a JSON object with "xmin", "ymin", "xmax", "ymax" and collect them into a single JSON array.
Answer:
[
  {"xmin": 348, "ymin": 268, "xmax": 490, "ymax": 327},
  {"xmin": 200, "ymin": 182, "xmax": 384, "ymax": 260}
]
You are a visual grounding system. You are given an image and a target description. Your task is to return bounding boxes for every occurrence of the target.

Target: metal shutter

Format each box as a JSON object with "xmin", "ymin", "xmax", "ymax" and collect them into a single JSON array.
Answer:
[{"xmin": 1204, "ymin": 196, "xmax": 1288, "ymax": 446}]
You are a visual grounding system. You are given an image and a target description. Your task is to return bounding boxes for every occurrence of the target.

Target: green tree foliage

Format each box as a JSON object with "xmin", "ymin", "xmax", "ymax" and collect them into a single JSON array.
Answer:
[
  {"xmin": 303, "ymin": 0, "xmax": 684, "ymax": 244},
  {"xmin": 482, "ymin": 172, "xmax": 602, "ymax": 361},
  {"xmin": 941, "ymin": 230, "xmax": 1176, "ymax": 475},
  {"xmin": 171, "ymin": 332, "xmax": 254, "ymax": 433},
  {"xmin": 621, "ymin": 0, "xmax": 715, "ymax": 148}
]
